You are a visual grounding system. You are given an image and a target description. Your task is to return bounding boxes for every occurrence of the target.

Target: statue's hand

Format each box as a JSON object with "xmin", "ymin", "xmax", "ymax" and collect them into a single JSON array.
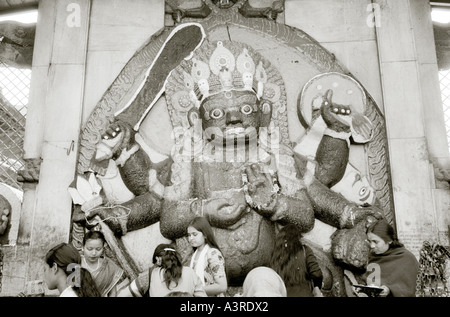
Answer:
[
  {"xmin": 344, "ymin": 205, "xmax": 383, "ymax": 229},
  {"xmin": 203, "ymin": 193, "xmax": 248, "ymax": 228},
  {"xmin": 321, "ymin": 89, "xmax": 352, "ymax": 133},
  {"xmin": 350, "ymin": 109, "xmax": 372, "ymax": 142},
  {"xmin": 243, "ymin": 164, "xmax": 279, "ymax": 218},
  {"xmin": 95, "ymin": 121, "xmax": 135, "ymax": 162},
  {"xmin": 72, "ymin": 203, "xmax": 128, "ymax": 235},
  {"xmin": 331, "ymin": 219, "xmax": 371, "ymax": 269}
]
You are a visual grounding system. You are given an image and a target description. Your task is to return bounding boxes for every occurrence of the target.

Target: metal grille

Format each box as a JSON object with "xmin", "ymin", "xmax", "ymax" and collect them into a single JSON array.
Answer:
[
  {"xmin": 0, "ymin": 61, "xmax": 30, "ymax": 191},
  {"xmin": 439, "ymin": 70, "xmax": 450, "ymax": 150}
]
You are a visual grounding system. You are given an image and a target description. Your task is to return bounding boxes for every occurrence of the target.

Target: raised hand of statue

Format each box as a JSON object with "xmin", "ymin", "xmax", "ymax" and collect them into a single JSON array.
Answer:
[
  {"xmin": 94, "ymin": 120, "xmax": 137, "ymax": 165},
  {"xmin": 242, "ymin": 164, "xmax": 280, "ymax": 218},
  {"xmin": 320, "ymin": 89, "xmax": 352, "ymax": 133},
  {"xmin": 350, "ymin": 108, "xmax": 372, "ymax": 141}
]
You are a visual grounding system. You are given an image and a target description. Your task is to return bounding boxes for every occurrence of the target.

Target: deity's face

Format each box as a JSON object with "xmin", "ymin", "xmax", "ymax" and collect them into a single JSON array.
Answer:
[
  {"xmin": 331, "ymin": 165, "xmax": 375, "ymax": 206},
  {"xmin": 199, "ymin": 90, "xmax": 271, "ymax": 146}
]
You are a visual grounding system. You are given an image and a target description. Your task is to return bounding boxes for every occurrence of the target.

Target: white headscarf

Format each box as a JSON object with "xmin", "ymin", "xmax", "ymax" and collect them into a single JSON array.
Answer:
[{"xmin": 243, "ymin": 267, "xmax": 287, "ymax": 297}]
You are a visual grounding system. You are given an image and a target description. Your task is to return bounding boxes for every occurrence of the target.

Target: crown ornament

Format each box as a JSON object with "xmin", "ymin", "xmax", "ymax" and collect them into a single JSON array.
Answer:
[
  {"xmin": 186, "ymin": 41, "xmax": 266, "ymax": 105},
  {"xmin": 166, "ymin": 41, "xmax": 277, "ymax": 113},
  {"xmin": 164, "ymin": 40, "xmax": 290, "ymax": 147}
]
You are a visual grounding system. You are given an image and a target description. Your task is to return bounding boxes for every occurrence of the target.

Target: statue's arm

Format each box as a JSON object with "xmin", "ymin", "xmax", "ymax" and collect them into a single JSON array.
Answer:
[{"xmin": 293, "ymin": 152, "xmax": 382, "ymax": 229}]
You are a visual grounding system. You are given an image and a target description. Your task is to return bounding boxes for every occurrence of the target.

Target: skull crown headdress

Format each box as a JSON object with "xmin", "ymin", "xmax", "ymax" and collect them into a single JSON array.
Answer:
[{"xmin": 164, "ymin": 40, "xmax": 288, "ymax": 140}]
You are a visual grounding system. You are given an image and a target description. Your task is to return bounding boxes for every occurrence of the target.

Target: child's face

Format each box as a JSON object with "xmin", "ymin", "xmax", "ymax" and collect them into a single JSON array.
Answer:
[
  {"xmin": 187, "ymin": 226, "xmax": 206, "ymax": 248},
  {"xmin": 83, "ymin": 238, "xmax": 104, "ymax": 263}
]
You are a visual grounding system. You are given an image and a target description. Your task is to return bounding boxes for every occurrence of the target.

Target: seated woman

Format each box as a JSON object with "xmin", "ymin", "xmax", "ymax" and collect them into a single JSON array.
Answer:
[
  {"xmin": 44, "ymin": 242, "xmax": 101, "ymax": 297},
  {"xmin": 118, "ymin": 244, "xmax": 207, "ymax": 297},
  {"xmin": 347, "ymin": 218, "xmax": 419, "ymax": 297},
  {"xmin": 269, "ymin": 224, "xmax": 323, "ymax": 297},
  {"xmin": 81, "ymin": 230, "xmax": 128, "ymax": 296},
  {"xmin": 187, "ymin": 217, "xmax": 228, "ymax": 297}
]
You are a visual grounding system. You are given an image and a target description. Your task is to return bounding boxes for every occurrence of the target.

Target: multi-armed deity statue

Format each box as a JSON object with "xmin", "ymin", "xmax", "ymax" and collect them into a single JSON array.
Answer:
[{"xmin": 69, "ymin": 0, "xmax": 393, "ymax": 296}]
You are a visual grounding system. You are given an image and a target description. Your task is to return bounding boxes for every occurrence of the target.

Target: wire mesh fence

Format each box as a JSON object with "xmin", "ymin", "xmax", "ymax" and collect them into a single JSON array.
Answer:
[{"xmin": 0, "ymin": 61, "xmax": 30, "ymax": 192}]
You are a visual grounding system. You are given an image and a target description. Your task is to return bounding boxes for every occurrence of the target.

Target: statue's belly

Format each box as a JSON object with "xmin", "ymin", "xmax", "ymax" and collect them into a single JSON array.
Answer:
[
  {"xmin": 214, "ymin": 212, "xmax": 275, "ymax": 285},
  {"xmin": 196, "ymin": 162, "xmax": 276, "ymax": 285}
]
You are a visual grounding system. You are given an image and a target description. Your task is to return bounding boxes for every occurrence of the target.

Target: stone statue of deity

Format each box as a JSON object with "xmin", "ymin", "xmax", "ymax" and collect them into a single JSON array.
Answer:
[{"xmin": 71, "ymin": 6, "xmax": 392, "ymax": 296}]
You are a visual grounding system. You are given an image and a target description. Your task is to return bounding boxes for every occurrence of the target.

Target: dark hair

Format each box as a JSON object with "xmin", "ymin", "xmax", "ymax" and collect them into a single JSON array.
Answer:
[
  {"xmin": 188, "ymin": 217, "xmax": 221, "ymax": 251},
  {"xmin": 188, "ymin": 217, "xmax": 229, "ymax": 284},
  {"xmin": 45, "ymin": 243, "xmax": 101, "ymax": 297},
  {"xmin": 152, "ymin": 243, "xmax": 173, "ymax": 264},
  {"xmin": 165, "ymin": 291, "xmax": 192, "ymax": 297},
  {"xmin": 159, "ymin": 246, "xmax": 183, "ymax": 289},
  {"xmin": 82, "ymin": 230, "xmax": 106, "ymax": 246},
  {"xmin": 269, "ymin": 224, "xmax": 308, "ymax": 287},
  {"xmin": 366, "ymin": 218, "xmax": 403, "ymax": 248}
]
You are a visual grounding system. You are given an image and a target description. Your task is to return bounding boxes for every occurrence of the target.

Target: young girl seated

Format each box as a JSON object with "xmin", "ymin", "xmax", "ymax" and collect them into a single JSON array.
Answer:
[
  {"xmin": 81, "ymin": 230, "xmax": 128, "ymax": 296},
  {"xmin": 187, "ymin": 216, "xmax": 228, "ymax": 296},
  {"xmin": 118, "ymin": 243, "xmax": 207, "ymax": 297}
]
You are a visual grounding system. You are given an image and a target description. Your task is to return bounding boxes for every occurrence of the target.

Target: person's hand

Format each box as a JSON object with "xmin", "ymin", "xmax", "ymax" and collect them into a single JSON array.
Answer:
[
  {"xmin": 378, "ymin": 285, "xmax": 390, "ymax": 297},
  {"xmin": 312, "ymin": 286, "xmax": 323, "ymax": 297},
  {"xmin": 353, "ymin": 287, "xmax": 369, "ymax": 297}
]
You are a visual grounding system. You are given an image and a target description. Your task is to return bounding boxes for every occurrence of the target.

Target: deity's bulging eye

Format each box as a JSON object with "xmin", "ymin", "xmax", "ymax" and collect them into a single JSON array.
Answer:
[
  {"xmin": 241, "ymin": 104, "xmax": 253, "ymax": 115},
  {"xmin": 359, "ymin": 187, "xmax": 367, "ymax": 197},
  {"xmin": 210, "ymin": 108, "xmax": 225, "ymax": 119},
  {"xmin": 188, "ymin": 108, "xmax": 200, "ymax": 126},
  {"xmin": 261, "ymin": 102, "xmax": 271, "ymax": 114}
]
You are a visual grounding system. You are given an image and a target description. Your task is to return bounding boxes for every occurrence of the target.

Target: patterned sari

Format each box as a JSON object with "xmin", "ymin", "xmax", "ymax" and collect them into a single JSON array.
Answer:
[{"xmin": 82, "ymin": 256, "xmax": 127, "ymax": 297}]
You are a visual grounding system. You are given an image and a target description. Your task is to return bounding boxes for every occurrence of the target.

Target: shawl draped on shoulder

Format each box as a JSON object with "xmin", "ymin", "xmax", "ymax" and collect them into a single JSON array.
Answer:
[
  {"xmin": 368, "ymin": 246, "xmax": 419, "ymax": 297},
  {"xmin": 90, "ymin": 257, "xmax": 125, "ymax": 297}
]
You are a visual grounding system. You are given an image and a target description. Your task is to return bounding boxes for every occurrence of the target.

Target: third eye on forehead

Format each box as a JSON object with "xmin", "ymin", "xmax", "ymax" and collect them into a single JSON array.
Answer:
[{"xmin": 201, "ymin": 94, "xmax": 258, "ymax": 111}]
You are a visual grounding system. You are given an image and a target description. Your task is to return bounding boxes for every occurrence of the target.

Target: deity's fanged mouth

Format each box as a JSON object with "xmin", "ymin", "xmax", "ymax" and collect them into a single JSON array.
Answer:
[
  {"xmin": 205, "ymin": 127, "xmax": 259, "ymax": 144},
  {"xmin": 225, "ymin": 127, "xmax": 245, "ymax": 136}
]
